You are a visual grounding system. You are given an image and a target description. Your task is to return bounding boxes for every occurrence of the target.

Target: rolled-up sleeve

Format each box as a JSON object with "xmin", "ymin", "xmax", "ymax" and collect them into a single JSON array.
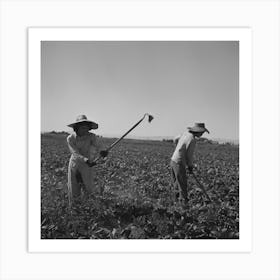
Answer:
[
  {"xmin": 173, "ymin": 134, "xmax": 181, "ymax": 146},
  {"xmin": 67, "ymin": 135, "xmax": 88, "ymax": 162}
]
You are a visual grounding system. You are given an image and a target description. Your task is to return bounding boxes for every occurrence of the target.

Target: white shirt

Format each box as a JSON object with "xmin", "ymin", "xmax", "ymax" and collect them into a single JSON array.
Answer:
[
  {"xmin": 67, "ymin": 132, "xmax": 102, "ymax": 163},
  {"xmin": 171, "ymin": 131, "xmax": 196, "ymax": 167}
]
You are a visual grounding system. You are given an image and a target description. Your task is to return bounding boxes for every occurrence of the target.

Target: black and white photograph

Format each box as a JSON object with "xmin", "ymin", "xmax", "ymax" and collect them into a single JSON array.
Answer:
[
  {"xmin": 2, "ymin": 0, "xmax": 280, "ymax": 279},
  {"xmin": 40, "ymin": 39, "xmax": 239, "ymax": 240}
]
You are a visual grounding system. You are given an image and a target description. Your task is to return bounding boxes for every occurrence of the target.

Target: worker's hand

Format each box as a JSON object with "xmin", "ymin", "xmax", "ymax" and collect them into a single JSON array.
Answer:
[
  {"xmin": 86, "ymin": 159, "xmax": 97, "ymax": 167},
  {"xmin": 188, "ymin": 166, "xmax": 194, "ymax": 173},
  {"xmin": 100, "ymin": 150, "xmax": 109, "ymax": 158},
  {"xmin": 89, "ymin": 161, "xmax": 97, "ymax": 167}
]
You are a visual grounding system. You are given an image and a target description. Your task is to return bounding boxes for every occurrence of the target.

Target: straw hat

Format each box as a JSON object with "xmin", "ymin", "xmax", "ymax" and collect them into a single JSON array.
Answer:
[
  {"xmin": 188, "ymin": 123, "xmax": 209, "ymax": 133},
  {"xmin": 67, "ymin": 115, "xmax": 98, "ymax": 130}
]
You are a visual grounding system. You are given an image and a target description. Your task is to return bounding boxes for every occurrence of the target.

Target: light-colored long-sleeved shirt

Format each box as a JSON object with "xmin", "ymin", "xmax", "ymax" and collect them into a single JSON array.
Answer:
[
  {"xmin": 67, "ymin": 132, "xmax": 102, "ymax": 163},
  {"xmin": 171, "ymin": 132, "xmax": 196, "ymax": 167}
]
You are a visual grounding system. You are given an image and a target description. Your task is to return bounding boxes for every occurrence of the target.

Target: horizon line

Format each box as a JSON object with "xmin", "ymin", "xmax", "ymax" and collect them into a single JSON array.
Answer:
[{"xmin": 41, "ymin": 131, "xmax": 239, "ymax": 143}]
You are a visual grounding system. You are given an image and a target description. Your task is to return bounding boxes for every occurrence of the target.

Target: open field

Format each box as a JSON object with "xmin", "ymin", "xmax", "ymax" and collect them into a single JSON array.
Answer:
[{"xmin": 41, "ymin": 133, "xmax": 239, "ymax": 239}]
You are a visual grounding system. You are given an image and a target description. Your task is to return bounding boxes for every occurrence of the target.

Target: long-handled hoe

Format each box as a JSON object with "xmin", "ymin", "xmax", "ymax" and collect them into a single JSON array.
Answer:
[
  {"xmin": 94, "ymin": 113, "xmax": 154, "ymax": 163},
  {"xmin": 191, "ymin": 171, "xmax": 212, "ymax": 202}
]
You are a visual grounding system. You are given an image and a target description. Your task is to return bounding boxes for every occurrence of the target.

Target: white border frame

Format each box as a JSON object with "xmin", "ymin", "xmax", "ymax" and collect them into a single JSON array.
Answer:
[{"xmin": 28, "ymin": 27, "xmax": 252, "ymax": 253}]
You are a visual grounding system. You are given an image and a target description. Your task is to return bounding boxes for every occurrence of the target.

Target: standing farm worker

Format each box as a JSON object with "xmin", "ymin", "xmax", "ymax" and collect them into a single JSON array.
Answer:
[
  {"xmin": 170, "ymin": 123, "xmax": 210, "ymax": 204},
  {"xmin": 67, "ymin": 115, "xmax": 108, "ymax": 203}
]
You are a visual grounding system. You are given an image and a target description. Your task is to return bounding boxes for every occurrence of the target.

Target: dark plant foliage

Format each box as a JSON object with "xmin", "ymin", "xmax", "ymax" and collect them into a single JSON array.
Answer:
[{"xmin": 41, "ymin": 134, "xmax": 239, "ymax": 239}]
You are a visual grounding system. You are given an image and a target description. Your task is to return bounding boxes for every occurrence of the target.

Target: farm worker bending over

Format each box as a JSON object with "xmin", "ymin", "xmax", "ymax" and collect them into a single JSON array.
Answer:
[
  {"xmin": 67, "ymin": 115, "xmax": 108, "ymax": 203},
  {"xmin": 170, "ymin": 123, "xmax": 210, "ymax": 204}
]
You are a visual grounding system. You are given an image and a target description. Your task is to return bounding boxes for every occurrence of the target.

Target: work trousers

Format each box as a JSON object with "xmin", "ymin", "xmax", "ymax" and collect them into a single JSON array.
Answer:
[
  {"xmin": 170, "ymin": 160, "xmax": 188, "ymax": 201},
  {"xmin": 68, "ymin": 156, "xmax": 97, "ymax": 201}
]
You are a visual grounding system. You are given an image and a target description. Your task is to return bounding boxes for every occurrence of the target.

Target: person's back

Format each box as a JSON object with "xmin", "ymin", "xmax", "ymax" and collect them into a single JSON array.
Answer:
[
  {"xmin": 170, "ymin": 123, "xmax": 209, "ymax": 205},
  {"xmin": 171, "ymin": 131, "xmax": 196, "ymax": 167}
]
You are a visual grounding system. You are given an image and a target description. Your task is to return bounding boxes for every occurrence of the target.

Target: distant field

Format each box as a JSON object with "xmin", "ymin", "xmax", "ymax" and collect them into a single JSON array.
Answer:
[{"xmin": 41, "ymin": 133, "xmax": 239, "ymax": 239}]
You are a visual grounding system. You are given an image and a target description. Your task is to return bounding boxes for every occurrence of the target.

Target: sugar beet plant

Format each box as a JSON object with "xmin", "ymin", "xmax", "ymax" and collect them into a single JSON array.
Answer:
[{"xmin": 41, "ymin": 134, "xmax": 239, "ymax": 239}]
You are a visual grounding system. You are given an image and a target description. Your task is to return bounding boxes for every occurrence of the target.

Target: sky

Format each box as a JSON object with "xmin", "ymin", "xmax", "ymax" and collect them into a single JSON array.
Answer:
[{"xmin": 41, "ymin": 41, "xmax": 239, "ymax": 141}]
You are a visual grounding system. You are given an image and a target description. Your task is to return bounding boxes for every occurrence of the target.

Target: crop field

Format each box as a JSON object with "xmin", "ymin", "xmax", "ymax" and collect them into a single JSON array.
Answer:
[{"xmin": 41, "ymin": 133, "xmax": 239, "ymax": 239}]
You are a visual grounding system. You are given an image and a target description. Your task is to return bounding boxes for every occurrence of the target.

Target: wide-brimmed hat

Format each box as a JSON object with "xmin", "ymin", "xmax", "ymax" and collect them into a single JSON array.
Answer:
[
  {"xmin": 188, "ymin": 123, "xmax": 209, "ymax": 134},
  {"xmin": 67, "ymin": 115, "xmax": 98, "ymax": 130}
]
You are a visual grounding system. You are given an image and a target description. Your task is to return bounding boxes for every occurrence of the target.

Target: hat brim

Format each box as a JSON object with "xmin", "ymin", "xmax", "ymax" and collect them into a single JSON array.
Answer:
[
  {"xmin": 68, "ymin": 120, "xmax": 98, "ymax": 130},
  {"xmin": 188, "ymin": 127, "xmax": 209, "ymax": 134}
]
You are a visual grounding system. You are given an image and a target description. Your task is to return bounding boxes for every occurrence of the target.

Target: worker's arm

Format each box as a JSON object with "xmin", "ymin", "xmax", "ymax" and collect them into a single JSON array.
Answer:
[
  {"xmin": 67, "ymin": 134, "xmax": 89, "ymax": 163},
  {"xmin": 173, "ymin": 134, "xmax": 181, "ymax": 146},
  {"xmin": 185, "ymin": 139, "xmax": 196, "ymax": 172}
]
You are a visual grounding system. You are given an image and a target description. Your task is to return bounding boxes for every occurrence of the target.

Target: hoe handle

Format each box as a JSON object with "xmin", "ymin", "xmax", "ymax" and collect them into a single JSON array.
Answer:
[
  {"xmin": 191, "ymin": 172, "xmax": 212, "ymax": 202},
  {"xmin": 93, "ymin": 114, "xmax": 153, "ymax": 165},
  {"xmin": 107, "ymin": 117, "xmax": 145, "ymax": 152}
]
